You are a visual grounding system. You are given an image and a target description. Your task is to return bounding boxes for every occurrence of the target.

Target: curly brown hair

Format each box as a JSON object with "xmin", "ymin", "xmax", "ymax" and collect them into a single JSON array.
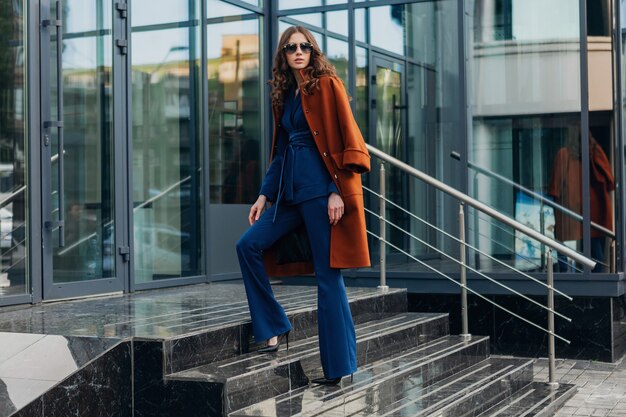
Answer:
[{"xmin": 269, "ymin": 26, "xmax": 339, "ymax": 114}]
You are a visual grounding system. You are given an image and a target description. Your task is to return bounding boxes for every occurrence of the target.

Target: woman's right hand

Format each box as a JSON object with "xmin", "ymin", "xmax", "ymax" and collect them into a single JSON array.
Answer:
[{"xmin": 249, "ymin": 195, "xmax": 268, "ymax": 225}]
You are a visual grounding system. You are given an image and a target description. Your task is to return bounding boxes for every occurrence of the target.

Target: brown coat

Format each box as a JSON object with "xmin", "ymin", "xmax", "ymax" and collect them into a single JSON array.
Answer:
[
  {"xmin": 547, "ymin": 142, "xmax": 615, "ymax": 241},
  {"xmin": 263, "ymin": 72, "xmax": 371, "ymax": 276}
]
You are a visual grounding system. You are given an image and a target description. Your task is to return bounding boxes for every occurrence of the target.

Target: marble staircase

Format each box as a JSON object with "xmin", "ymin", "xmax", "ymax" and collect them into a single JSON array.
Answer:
[
  {"xmin": 133, "ymin": 287, "xmax": 576, "ymax": 417},
  {"xmin": 0, "ymin": 284, "xmax": 577, "ymax": 416}
]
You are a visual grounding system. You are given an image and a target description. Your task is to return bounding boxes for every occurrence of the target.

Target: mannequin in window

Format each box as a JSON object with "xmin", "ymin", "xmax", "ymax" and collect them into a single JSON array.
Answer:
[{"xmin": 547, "ymin": 129, "xmax": 614, "ymax": 272}]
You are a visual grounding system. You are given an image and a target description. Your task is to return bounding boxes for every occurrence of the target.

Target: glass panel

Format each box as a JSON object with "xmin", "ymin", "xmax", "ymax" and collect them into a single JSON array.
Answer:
[
  {"xmin": 369, "ymin": 5, "xmax": 404, "ymax": 56},
  {"xmin": 288, "ymin": 13, "xmax": 322, "ymax": 28},
  {"xmin": 132, "ymin": 8, "xmax": 204, "ymax": 282},
  {"xmin": 326, "ymin": 37, "xmax": 348, "ymax": 86},
  {"xmin": 132, "ymin": 0, "xmax": 190, "ymax": 26},
  {"xmin": 279, "ymin": 0, "xmax": 322, "ymax": 10},
  {"xmin": 327, "ymin": 10, "xmax": 348, "ymax": 37},
  {"xmin": 208, "ymin": 1, "xmax": 252, "ymax": 19},
  {"xmin": 51, "ymin": 0, "xmax": 115, "ymax": 282},
  {"xmin": 406, "ymin": 2, "xmax": 436, "ymax": 64},
  {"xmin": 0, "ymin": 0, "xmax": 28, "ymax": 296},
  {"xmin": 355, "ymin": 8, "xmax": 366, "ymax": 43},
  {"xmin": 208, "ymin": 18, "xmax": 262, "ymax": 204},
  {"xmin": 355, "ymin": 47, "xmax": 368, "ymax": 144},
  {"xmin": 469, "ymin": 0, "xmax": 582, "ymax": 272}
]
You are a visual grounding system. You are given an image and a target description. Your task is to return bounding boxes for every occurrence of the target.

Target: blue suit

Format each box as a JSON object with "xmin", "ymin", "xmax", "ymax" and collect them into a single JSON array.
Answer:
[{"xmin": 236, "ymin": 88, "xmax": 357, "ymax": 379}]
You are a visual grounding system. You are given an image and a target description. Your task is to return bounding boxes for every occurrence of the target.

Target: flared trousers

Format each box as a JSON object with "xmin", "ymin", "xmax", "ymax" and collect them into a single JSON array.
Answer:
[{"xmin": 236, "ymin": 196, "xmax": 357, "ymax": 379}]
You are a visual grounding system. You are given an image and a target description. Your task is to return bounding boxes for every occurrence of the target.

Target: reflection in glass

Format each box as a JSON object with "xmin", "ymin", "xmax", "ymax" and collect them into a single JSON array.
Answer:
[
  {"xmin": 355, "ymin": 47, "xmax": 368, "ymax": 143},
  {"xmin": 208, "ymin": 1, "xmax": 252, "ymax": 19},
  {"xmin": 470, "ymin": 116, "xmax": 587, "ymax": 272},
  {"xmin": 131, "ymin": 0, "xmax": 190, "ymax": 27},
  {"xmin": 469, "ymin": 0, "xmax": 583, "ymax": 272},
  {"xmin": 132, "ymin": 15, "xmax": 203, "ymax": 282},
  {"xmin": 0, "ymin": 0, "xmax": 28, "ymax": 296},
  {"xmin": 279, "ymin": 0, "xmax": 321, "ymax": 10},
  {"xmin": 326, "ymin": 37, "xmax": 349, "ymax": 86},
  {"xmin": 355, "ymin": 8, "xmax": 366, "ymax": 43},
  {"xmin": 52, "ymin": 1, "xmax": 115, "ymax": 283},
  {"xmin": 326, "ymin": 10, "xmax": 348, "ymax": 37},
  {"xmin": 471, "ymin": 0, "xmax": 580, "ymax": 115},
  {"xmin": 370, "ymin": 5, "xmax": 404, "ymax": 56},
  {"xmin": 287, "ymin": 13, "xmax": 322, "ymax": 28},
  {"xmin": 208, "ymin": 17, "xmax": 262, "ymax": 204}
]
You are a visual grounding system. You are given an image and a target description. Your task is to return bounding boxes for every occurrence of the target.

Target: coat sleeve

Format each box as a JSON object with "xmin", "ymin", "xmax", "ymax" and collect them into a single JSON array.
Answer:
[
  {"xmin": 590, "ymin": 142, "xmax": 615, "ymax": 191},
  {"xmin": 328, "ymin": 77, "xmax": 371, "ymax": 174},
  {"xmin": 547, "ymin": 148, "xmax": 566, "ymax": 200}
]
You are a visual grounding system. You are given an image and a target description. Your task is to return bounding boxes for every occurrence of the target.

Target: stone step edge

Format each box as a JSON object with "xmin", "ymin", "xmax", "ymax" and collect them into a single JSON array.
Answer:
[
  {"xmin": 330, "ymin": 357, "xmax": 533, "ymax": 417},
  {"xmin": 401, "ymin": 359, "xmax": 534, "ymax": 417},
  {"xmin": 477, "ymin": 381, "xmax": 577, "ymax": 417},
  {"xmin": 229, "ymin": 335, "xmax": 491, "ymax": 416},
  {"xmin": 164, "ymin": 312, "xmax": 449, "ymax": 383},
  {"xmin": 159, "ymin": 288, "xmax": 408, "ymax": 344},
  {"xmin": 298, "ymin": 354, "xmax": 529, "ymax": 417}
]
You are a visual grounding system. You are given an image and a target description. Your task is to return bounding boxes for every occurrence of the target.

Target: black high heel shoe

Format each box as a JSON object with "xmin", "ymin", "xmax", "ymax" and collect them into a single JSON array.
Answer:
[
  {"xmin": 311, "ymin": 373, "xmax": 353, "ymax": 386},
  {"xmin": 257, "ymin": 330, "xmax": 290, "ymax": 354}
]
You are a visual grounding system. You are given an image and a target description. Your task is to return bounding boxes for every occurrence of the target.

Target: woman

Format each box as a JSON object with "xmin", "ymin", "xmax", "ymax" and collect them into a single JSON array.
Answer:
[{"xmin": 236, "ymin": 26, "xmax": 371, "ymax": 386}]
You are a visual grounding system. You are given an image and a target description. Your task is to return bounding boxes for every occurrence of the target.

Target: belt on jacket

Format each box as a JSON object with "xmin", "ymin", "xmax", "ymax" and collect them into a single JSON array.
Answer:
[{"xmin": 272, "ymin": 129, "xmax": 316, "ymax": 223}]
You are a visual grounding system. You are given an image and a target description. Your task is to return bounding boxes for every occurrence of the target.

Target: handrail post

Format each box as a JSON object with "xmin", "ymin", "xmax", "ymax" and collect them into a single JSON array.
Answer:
[
  {"xmin": 610, "ymin": 240, "xmax": 616, "ymax": 273},
  {"xmin": 378, "ymin": 162, "xmax": 388, "ymax": 292},
  {"xmin": 547, "ymin": 249, "xmax": 559, "ymax": 388},
  {"xmin": 459, "ymin": 203, "xmax": 470, "ymax": 339}
]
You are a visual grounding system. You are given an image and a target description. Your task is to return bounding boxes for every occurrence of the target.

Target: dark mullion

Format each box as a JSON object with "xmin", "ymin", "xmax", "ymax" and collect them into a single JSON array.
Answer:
[
  {"xmin": 219, "ymin": 0, "xmax": 264, "ymax": 14},
  {"xmin": 580, "ymin": 0, "xmax": 591, "ymax": 275},
  {"xmin": 28, "ymin": 0, "xmax": 44, "ymax": 304},
  {"xmin": 206, "ymin": 13, "xmax": 259, "ymax": 25},
  {"xmin": 613, "ymin": 0, "xmax": 624, "ymax": 273},
  {"xmin": 201, "ymin": 0, "xmax": 211, "ymax": 280}
]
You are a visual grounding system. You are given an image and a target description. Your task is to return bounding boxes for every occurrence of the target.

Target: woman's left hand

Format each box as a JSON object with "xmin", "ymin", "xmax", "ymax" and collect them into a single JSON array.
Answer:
[{"xmin": 328, "ymin": 192, "xmax": 344, "ymax": 225}]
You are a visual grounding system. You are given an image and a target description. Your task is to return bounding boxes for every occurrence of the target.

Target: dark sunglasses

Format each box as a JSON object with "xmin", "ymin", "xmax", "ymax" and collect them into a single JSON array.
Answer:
[{"xmin": 282, "ymin": 42, "xmax": 313, "ymax": 55}]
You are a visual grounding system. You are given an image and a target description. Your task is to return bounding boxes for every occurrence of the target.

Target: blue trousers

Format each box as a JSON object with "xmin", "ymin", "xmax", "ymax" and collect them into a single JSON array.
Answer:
[{"xmin": 236, "ymin": 196, "xmax": 357, "ymax": 379}]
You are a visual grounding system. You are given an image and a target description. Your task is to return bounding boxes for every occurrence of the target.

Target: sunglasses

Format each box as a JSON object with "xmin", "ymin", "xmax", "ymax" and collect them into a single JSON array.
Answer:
[{"xmin": 282, "ymin": 42, "xmax": 313, "ymax": 55}]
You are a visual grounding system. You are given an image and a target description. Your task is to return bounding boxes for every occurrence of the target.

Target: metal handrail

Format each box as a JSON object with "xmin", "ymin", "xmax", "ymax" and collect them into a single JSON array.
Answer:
[
  {"xmin": 365, "ymin": 230, "xmax": 571, "ymax": 344},
  {"xmin": 366, "ymin": 143, "xmax": 596, "ymax": 386},
  {"xmin": 366, "ymin": 144, "xmax": 596, "ymax": 269},
  {"xmin": 364, "ymin": 206, "xmax": 572, "ymax": 322},
  {"xmin": 363, "ymin": 185, "xmax": 573, "ymax": 300},
  {"xmin": 464, "ymin": 157, "xmax": 615, "ymax": 239}
]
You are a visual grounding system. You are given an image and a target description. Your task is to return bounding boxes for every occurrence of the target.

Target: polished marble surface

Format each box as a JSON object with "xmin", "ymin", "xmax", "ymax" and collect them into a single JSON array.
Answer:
[
  {"xmin": 0, "ymin": 283, "xmax": 403, "ymax": 339},
  {"xmin": 232, "ymin": 335, "xmax": 492, "ymax": 416},
  {"xmin": 168, "ymin": 313, "xmax": 448, "ymax": 413},
  {"xmin": 0, "ymin": 333, "xmax": 122, "ymax": 416},
  {"xmin": 408, "ymin": 292, "xmax": 622, "ymax": 362}
]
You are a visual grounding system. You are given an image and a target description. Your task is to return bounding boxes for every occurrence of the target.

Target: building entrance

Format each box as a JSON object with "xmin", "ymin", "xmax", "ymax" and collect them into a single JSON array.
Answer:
[{"xmin": 39, "ymin": 0, "xmax": 128, "ymax": 299}]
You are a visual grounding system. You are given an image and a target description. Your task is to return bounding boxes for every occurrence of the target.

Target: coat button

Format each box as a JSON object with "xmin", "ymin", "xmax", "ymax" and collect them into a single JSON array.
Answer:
[
  {"xmin": 305, "ymin": 109, "xmax": 310, "ymax": 113},
  {"xmin": 334, "ymin": 174, "xmax": 338, "ymax": 179},
  {"xmin": 323, "ymin": 152, "xmax": 328, "ymax": 156},
  {"xmin": 313, "ymin": 131, "xmax": 319, "ymax": 135}
]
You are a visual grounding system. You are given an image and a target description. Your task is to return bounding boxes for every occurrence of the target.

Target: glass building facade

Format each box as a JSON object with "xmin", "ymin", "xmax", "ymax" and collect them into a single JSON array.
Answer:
[{"xmin": 0, "ymin": 0, "xmax": 624, "ymax": 306}]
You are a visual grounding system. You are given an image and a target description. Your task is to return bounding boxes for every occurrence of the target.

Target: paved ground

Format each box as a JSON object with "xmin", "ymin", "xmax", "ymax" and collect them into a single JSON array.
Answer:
[{"xmin": 529, "ymin": 356, "xmax": 626, "ymax": 416}]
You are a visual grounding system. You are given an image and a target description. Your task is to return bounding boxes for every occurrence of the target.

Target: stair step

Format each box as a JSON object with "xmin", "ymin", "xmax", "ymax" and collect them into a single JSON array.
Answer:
[
  {"xmin": 476, "ymin": 381, "xmax": 577, "ymax": 417},
  {"xmin": 166, "ymin": 312, "xmax": 449, "ymax": 414},
  {"xmin": 163, "ymin": 287, "xmax": 407, "ymax": 374},
  {"xmin": 230, "ymin": 335, "xmax": 491, "ymax": 416}
]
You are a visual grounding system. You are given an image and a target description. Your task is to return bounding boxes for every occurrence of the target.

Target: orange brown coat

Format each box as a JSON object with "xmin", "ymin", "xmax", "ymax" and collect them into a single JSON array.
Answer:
[{"xmin": 263, "ymin": 73, "xmax": 371, "ymax": 276}]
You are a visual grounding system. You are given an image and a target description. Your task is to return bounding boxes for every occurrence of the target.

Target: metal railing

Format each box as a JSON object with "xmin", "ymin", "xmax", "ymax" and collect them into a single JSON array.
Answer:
[
  {"xmin": 458, "ymin": 154, "xmax": 615, "ymax": 272},
  {"xmin": 365, "ymin": 144, "xmax": 595, "ymax": 388}
]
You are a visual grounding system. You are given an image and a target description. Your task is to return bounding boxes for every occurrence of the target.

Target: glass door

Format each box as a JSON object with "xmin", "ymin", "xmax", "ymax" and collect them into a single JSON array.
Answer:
[
  {"xmin": 40, "ymin": 0, "xmax": 125, "ymax": 299},
  {"xmin": 370, "ymin": 54, "xmax": 410, "ymax": 263}
]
